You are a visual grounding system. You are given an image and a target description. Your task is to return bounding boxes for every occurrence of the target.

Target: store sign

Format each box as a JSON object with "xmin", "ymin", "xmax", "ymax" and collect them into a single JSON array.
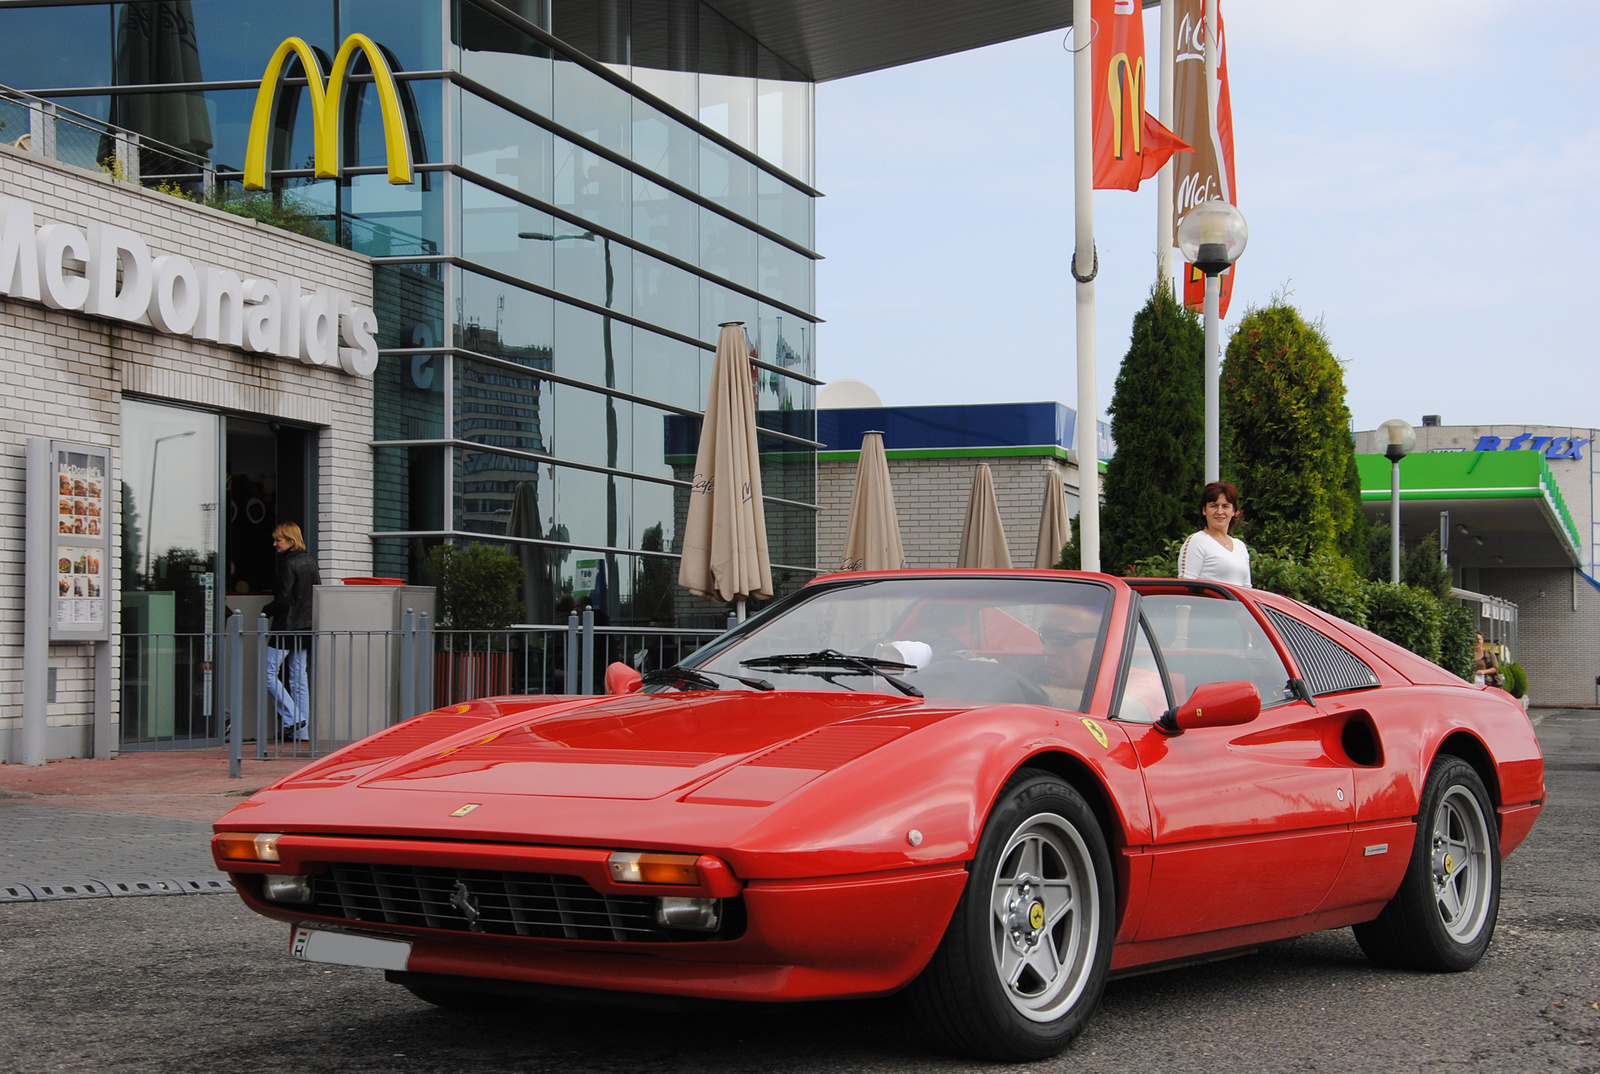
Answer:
[
  {"xmin": 0, "ymin": 194, "xmax": 379, "ymax": 376},
  {"xmin": 1472, "ymin": 434, "xmax": 1588, "ymax": 460},
  {"xmin": 244, "ymin": 33, "xmax": 413, "ymax": 190}
]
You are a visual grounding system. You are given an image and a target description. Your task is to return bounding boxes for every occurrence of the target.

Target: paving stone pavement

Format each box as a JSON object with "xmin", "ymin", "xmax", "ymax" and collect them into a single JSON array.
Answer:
[{"xmin": 0, "ymin": 803, "xmax": 221, "ymax": 882}]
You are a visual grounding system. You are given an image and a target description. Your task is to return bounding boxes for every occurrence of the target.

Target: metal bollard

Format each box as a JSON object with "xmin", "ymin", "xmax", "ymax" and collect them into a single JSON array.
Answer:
[
  {"xmin": 581, "ymin": 608, "xmax": 595, "ymax": 695},
  {"xmin": 401, "ymin": 609, "xmax": 416, "ymax": 721},
  {"xmin": 228, "ymin": 612, "xmax": 243, "ymax": 779}
]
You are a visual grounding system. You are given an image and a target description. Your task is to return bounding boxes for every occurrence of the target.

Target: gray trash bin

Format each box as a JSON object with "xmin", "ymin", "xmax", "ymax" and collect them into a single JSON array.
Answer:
[{"xmin": 310, "ymin": 582, "xmax": 436, "ymax": 747}]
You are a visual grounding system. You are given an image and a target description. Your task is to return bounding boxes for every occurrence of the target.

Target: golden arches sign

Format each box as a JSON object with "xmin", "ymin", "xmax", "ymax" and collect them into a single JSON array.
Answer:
[
  {"xmin": 1105, "ymin": 52, "xmax": 1145, "ymax": 160},
  {"xmin": 243, "ymin": 33, "xmax": 412, "ymax": 190}
]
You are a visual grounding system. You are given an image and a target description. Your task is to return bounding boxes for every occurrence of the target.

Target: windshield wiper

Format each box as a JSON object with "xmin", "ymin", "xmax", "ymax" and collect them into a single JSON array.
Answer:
[
  {"xmin": 738, "ymin": 650, "xmax": 924, "ymax": 698},
  {"xmin": 642, "ymin": 666, "xmax": 775, "ymax": 692}
]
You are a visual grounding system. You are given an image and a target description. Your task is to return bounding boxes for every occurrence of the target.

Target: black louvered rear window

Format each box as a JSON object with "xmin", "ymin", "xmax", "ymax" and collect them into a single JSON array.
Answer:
[{"xmin": 1263, "ymin": 607, "xmax": 1380, "ymax": 697}]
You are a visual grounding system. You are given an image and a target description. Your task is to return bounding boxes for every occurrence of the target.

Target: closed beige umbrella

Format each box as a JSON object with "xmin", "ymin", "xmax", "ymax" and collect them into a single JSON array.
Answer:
[
  {"xmin": 1035, "ymin": 467, "xmax": 1072, "ymax": 569},
  {"xmin": 678, "ymin": 322, "xmax": 772, "ymax": 615},
  {"xmin": 840, "ymin": 431, "xmax": 904, "ymax": 571},
  {"xmin": 958, "ymin": 464, "xmax": 1012, "ymax": 568}
]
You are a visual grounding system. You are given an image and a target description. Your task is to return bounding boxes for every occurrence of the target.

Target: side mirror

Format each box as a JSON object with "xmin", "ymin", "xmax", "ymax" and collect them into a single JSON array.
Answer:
[
  {"xmin": 605, "ymin": 662, "xmax": 643, "ymax": 695},
  {"xmin": 1162, "ymin": 680, "xmax": 1260, "ymax": 733}
]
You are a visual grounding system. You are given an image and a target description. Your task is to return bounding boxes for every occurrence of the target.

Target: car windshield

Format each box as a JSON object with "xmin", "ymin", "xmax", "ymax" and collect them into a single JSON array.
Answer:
[{"xmin": 673, "ymin": 577, "xmax": 1114, "ymax": 708}]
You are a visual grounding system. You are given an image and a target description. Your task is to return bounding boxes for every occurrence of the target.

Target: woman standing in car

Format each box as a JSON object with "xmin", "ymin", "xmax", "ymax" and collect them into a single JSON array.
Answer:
[{"xmin": 1178, "ymin": 482, "xmax": 1251, "ymax": 587}]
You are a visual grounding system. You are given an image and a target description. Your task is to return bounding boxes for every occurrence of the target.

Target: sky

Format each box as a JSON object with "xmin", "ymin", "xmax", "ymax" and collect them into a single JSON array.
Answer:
[{"xmin": 812, "ymin": 1, "xmax": 1600, "ymax": 433}]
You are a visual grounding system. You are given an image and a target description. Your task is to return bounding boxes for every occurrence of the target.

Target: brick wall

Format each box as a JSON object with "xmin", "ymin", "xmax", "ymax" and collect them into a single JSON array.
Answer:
[
  {"xmin": 0, "ymin": 144, "xmax": 375, "ymax": 761},
  {"xmin": 1477, "ymin": 567, "xmax": 1600, "ymax": 706},
  {"xmin": 818, "ymin": 454, "xmax": 1080, "ymax": 571}
]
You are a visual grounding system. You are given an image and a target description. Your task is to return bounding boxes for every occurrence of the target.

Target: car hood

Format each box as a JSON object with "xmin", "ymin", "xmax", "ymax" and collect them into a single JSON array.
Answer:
[{"xmin": 283, "ymin": 689, "xmax": 934, "ymax": 802}]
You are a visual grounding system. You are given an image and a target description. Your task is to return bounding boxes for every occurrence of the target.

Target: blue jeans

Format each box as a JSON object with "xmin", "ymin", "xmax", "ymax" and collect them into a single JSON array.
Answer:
[{"xmin": 267, "ymin": 644, "xmax": 309, "ymax": 735}]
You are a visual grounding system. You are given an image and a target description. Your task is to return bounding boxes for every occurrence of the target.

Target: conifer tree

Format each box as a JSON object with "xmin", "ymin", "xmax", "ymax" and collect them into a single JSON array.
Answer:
[
  {"xmin": 1220, "ymin": 300, "xmax": 1367, "ymax": 562},
  {"xmin": 1101, "ymin": 282, "xmax": 1205, "ymax": 574}
]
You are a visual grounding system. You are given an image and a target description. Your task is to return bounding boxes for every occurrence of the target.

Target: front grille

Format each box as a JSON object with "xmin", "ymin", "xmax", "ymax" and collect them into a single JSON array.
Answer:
[{"xmin": 308, "ymin": 864, "xmax": 715, "ymax": 942}]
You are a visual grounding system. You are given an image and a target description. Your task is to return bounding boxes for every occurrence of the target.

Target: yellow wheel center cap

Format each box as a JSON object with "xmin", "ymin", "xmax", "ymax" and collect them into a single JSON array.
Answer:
[
  {"xmin": 1028, "ymin": 901, "xmax": 1046, "ymax": 931},
  {"xmin": 1444, "ymin": 853, "xmax": 1455, "ymax": 875}
]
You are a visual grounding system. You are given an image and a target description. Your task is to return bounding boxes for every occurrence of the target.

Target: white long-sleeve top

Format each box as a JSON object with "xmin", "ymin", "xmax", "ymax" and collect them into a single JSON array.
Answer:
[{"xmin": 1177, "ymin": 530, "xmax": 1252, "ymax": 587}]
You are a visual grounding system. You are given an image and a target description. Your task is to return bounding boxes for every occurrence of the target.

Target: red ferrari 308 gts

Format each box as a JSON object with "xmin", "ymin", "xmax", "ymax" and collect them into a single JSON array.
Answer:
[{"xmin": 214, "ymin": 571, "xmax": 1544, "ymax": 1061}]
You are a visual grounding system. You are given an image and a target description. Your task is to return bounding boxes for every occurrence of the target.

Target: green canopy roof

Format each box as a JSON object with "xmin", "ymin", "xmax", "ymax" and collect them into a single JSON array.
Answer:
[{"xmin": 1356, "ymin": 452, "xmax": 1582, "ymax": 568}]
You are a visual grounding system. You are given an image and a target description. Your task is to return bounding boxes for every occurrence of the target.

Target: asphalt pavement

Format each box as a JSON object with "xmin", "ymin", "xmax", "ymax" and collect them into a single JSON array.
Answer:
[{"xmin": 0, "ymin": 714, "xmax": 1595, "ymax": 1073}]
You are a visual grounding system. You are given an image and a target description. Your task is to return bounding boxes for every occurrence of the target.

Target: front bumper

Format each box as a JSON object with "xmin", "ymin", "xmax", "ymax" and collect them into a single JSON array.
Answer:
[{"xmin": 220, "ymin": 834, "xmax": 969, "ymax": 1001}]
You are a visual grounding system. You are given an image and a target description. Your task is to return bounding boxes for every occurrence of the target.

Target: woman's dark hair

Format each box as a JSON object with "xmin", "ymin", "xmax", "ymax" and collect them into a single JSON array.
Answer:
[{"xmin": 1200, "ymin": 482, "xmax": 1240, "ymax": 530}]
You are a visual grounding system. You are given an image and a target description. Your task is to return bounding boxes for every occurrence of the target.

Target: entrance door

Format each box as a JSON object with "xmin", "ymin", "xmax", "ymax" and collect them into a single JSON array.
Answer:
[
  {"xmin": 225, "ymin": 419, "xmax": 312, "ymax": 600},
  {"xmin": 120, "ymin": 399, "xmax": 220, "ymax": 747}
]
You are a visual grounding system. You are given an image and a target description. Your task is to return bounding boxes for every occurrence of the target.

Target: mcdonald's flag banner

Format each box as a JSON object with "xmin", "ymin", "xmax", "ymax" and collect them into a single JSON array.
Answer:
[
  {"xmin": 1092, "ymin": 0, "xmax": 1190, "ymax": 190},
  {"xmin": 1171, "ymin": 0, "xmax": 1239, "ymax": 315}
]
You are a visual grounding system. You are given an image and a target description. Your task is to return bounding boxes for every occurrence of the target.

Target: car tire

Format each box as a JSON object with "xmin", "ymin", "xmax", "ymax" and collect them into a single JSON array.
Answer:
[
  {"xmin": 908, "ymin": 769, "xmax": 1115, "ymax": 1061},
  {"xmin": 1353, "ymin": 755, "xmax": 1501, "ymax": 972}
]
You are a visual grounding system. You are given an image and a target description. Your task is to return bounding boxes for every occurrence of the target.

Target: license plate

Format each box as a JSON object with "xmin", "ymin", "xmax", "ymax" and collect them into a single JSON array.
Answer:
[{"xmin": 290, "ymin": 926, "xmax": 411, "ymax": 971}]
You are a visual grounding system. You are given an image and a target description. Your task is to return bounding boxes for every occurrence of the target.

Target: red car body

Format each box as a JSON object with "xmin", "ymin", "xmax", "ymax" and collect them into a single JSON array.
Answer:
[{"xmin": 215, "ymin": 570, "xmax": 1543, "ymax": 1017}]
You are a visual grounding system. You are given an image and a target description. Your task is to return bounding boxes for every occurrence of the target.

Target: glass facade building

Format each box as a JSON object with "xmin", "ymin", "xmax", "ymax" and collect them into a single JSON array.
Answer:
[{"xmin": 1, "ymin": 0, "xmax": 821, "ymax": 627}]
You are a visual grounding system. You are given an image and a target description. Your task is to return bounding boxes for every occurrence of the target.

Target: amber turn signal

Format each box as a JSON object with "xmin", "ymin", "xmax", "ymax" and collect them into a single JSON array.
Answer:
[
  {"xmin": 607, "ymin": 851, "xmax": 700, "ymax": 885},
  {"xmin": 215, "ymin": 832, "xmax": 283, "ymax": 863}
]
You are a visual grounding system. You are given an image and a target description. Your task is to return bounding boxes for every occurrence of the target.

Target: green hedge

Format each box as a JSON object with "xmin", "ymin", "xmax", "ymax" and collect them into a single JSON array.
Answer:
[{"xmin": 1503, "ymin": 661, "xmax": 1528, "ymax": 698}]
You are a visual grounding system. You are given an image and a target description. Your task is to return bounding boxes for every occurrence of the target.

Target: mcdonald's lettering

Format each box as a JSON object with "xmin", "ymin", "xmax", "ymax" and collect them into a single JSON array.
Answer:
[
  {"xmin": 1106, "ymin": 53, "xmax": 1145, "ymax": 160},
  {"xmin": 244, "ymin": 33, "xmax": 412, "ymax": 190}
]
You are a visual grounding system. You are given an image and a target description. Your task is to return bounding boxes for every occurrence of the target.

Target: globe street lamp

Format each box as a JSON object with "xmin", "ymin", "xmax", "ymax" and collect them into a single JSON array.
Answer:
[
  {"xmin": 1177, "ymin": 201, "xmax": 1249, "ymax": 483},
  {"xmin": 1379, "ymin": 418, "xmax": 1416, "ymax": 584}
]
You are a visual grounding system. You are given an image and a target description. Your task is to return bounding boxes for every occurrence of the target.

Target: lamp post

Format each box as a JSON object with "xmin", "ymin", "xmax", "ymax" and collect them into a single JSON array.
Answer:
[
  {"xmin": 1379, "ymin": 418, "xmax": 1415, "ymax": 584},
  {"xmin": 1176, "ymin": 201, "xmax": 1249, "ymax": 483},
  {"xmin": 145, "ymin": 429, "xmax": 195, "ymax": 583}
]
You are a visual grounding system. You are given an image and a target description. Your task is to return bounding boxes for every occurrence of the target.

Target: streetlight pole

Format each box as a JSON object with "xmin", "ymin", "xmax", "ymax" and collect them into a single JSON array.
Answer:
[
  {"xmin": 1071, "ymin": 0, "xmax": 1100, "ymax": 573},
  {"xmin": 1176, "ymin": 202, "xmax": 1249, "ymax": 484},
  {"xmin": 1380, "ymin": 418, "xmax": 1415, "ymax": 584},
  {"xmin": 145, "ymin": 429, "xmax": 195, "ymax": 583}
]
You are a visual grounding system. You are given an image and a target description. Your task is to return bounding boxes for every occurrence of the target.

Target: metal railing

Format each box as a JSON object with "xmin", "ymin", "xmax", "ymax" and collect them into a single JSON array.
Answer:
[{"xmin": 138, "ymin": 611, "xmax": 733, "ymax": 775}]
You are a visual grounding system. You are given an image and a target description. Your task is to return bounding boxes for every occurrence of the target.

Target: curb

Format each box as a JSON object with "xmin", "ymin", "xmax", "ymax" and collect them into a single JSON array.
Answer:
[{"xmin": 0, "ymin": 876, "xmax": 232, "ymax": 903}]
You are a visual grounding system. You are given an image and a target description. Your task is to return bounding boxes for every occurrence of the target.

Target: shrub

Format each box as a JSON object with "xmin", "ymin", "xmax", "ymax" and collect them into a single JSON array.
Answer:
[
  {"xmin": 1102, "ymin": 282, "xmax": 1205, "ymax": 574},
  {"xmin": 1365, "ymin": 583, "xmax": 1441, "ymax": 664},
  {"xmin": 1252, "ymin": 550, "xmax": 1369, "ymax": 628},
  {"xmin": 425, "ymin": 542, "xmax": 522, "ymax": 635},
  {"xmin": 1402, "ymin": 534, "xmax": 1452, "ymax": 599},
  {"xmin": 1436, "ymin": 601, "xmax": 1477, "ymax": 680},
  {"xmin": 1503, "ymin": 661, "xmax": 1528, "ymax": 699},
  {"xmin": 1220, "ymin": 300, "xmax": 1366, "ymax": 563}
]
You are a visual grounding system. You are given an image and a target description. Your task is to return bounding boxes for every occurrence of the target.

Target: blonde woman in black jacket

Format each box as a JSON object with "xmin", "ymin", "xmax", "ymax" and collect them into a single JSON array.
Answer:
[{"xmin": 263, "ymin": 522, "xmax": 320, "ymax": 740}]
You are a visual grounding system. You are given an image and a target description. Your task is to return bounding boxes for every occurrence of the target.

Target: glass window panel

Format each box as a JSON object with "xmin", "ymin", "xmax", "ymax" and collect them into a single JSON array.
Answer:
[
  {"xmin": 553, "ymin": 136, "xmax": 629, "ymax": 236},
  {"xmin": 550, "ymin": 0, "xmax": 628, "ymax": 66},
  {"xmin": 632, "ymin": 177, "xmax": 698, "ymax": 266},
  {"xmin": 457, "ymin": 175, "xmax": 554, "ymax": 290},
  {"xmin": 456, "ymin": 357, "xmax": 551, "ymax": 454},
  {"xmin": 699, "ymin": 279, "xmax": 755, "ymax": 344},
  {"xmin": 1140, "ymin": 594, "xmax": 1297, "ymax": 708},
  {"xmin": 698, "ymin": 75, "xmax": 753, "ymax": 150},
  {"xmin": 699, "ymin": 138, "xmax": 756, "ymax": 222},
  {"xmin": 633, "ymin": 323, "xmax": 704, "ymax": 412},
  {"xmin": 460, "ymin": 87, "xmax": 553, "ymax": 202},
  {"xmin": 341, "ymin": 0, "xmax": 443, "ymax": 73},
  {"xmin": 752, "ymin": 304, "xmax": 814, "ymax": 381},
  {"xmin": 552, "ymin": 225, "xmax": 632, "ymax": 315},
  {"xmin": 375, "ymin": 444, "xmax": 445, "ymax": 532},
  {"xmin": 630, "ymin": 100, "xmax": 697, "ymax": 189},
  {"xmin": 346, "ymin": 169, "xmax": 443, "ymax": 256},
  {"xmin": 342, "ymin": 75, "xmax": 441, "ymax": 170},
  {"xmin": 455, "ymin": 446, "xmax": 549, "ymax": 536},
  {"xmin": 0, "ymin": 6, "xmax": 112, "ymax": 89},
  {"xmin": 756, "ymin": 236, "xmax": 810, "ymax": 309},
  {"xmin": 372, "ymin": 535, "xmax": 436, "ymax": 583},
  {"xmin": 456, "ymin": 1, "xmax": 553, "ymax": 118},
  {"xmin": 553, "ymin": 58, "xmax": 629, "ymax": 154},
  {"xmin": 372, "ymin": 353, "xmax": 446, "ymax": 441},
  {"xmin": 757, "ymin": 167, "xmax": 813, "ymax": 249},
  {"xmin": 631, "ymin": 400, "xmax": 684, "ymax": 483},
  {"xmin": 762, "ymin": 499, "xmax": 817, "ymax": 571},
  {"xmin": 701, "ymin": 211, "xmax": 756, "ymax": 289},
  {"xmin": 553, "ymin": 302, "xmax": 633, "ymax": 397},
  {"xmin": 755, "ymin": 436, "xmax": 817, "ymax": 500},
  {"xmin": 756, "ymin": 76, "xmax": 810, "ymax": 183},
  {"xmin": 697, "ymin": 2, "xmax": 755, "ymax": 77},
  {"xmin": 457, "ymin": 267, "xmax": 555, "ymax": 358},
  {"xmin": 632, "ymin": 257, "xmax": 699, "ymax": 346},
  {"xmin": 112, "ymin": 1, "xmax": 334, "ymax": 85}
]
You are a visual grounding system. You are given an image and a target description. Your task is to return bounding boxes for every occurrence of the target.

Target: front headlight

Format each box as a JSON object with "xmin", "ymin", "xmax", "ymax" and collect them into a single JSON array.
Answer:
[
  {"xmin": 261, "ymin": 874, "xmax": 314, "ymax": 904},
  {"xmin": 656, "ymin": 896, "xmax": 720, "ymax": 931},
  {"xmin": 216, "ymin": 832, "xmax": 282, "ymax": 863}
]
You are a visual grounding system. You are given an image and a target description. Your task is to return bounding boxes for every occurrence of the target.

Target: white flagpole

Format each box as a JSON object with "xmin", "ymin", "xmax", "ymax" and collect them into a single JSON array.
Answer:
[
  {"xmin": 1072, "ymin": 0, "xmax": 1100, "ymax": 573},
  {"xmin": 1157, "ymin": 0, "xmax": 1176, "ymax": 288},
  {"xmin": 1203, "ymin": 0, "xmax": 1222, "ymax": 483}
]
